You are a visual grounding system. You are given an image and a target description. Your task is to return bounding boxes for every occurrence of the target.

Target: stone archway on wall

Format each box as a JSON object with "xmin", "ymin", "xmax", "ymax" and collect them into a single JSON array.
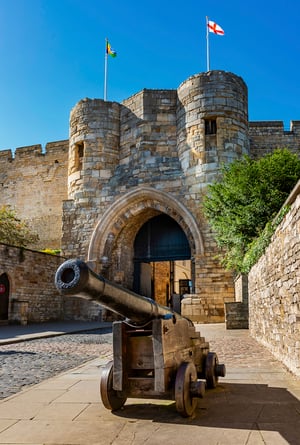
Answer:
[{"xmin": 87, "ymin": 186, "xmax": 204, "ymax": 288}]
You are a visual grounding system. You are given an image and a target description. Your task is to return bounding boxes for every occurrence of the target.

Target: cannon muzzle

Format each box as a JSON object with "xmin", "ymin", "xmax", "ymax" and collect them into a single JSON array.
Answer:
[{"xmin": 55, "ymin": 259, "xmax": 179, "ymax": 325}]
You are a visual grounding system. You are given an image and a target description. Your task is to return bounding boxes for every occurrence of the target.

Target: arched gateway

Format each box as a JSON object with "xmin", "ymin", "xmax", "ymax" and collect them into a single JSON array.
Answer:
[{"xmin": 88, "ymin": 187, "xmax": 204, "ymax": 304}]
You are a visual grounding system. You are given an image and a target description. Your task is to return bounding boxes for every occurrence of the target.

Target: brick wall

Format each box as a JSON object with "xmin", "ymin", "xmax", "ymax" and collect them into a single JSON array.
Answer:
[{"xmin": 248, "ymin": 181, "xmax": 300, "ymax": 376}]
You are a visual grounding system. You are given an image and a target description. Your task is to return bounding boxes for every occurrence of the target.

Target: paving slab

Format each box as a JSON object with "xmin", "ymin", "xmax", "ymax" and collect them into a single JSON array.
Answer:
[{"xmin": 0, "ymin": 323, "xmax": 299, "ymax": 444}]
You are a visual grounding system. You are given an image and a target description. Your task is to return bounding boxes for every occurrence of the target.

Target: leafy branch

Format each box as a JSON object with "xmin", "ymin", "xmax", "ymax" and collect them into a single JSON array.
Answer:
[{"xmin": 203, "ymin": 149, "xmax": 300, "ymax": 274}]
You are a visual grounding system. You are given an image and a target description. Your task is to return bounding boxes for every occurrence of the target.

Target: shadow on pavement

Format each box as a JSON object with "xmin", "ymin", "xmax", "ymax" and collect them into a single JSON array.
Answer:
[
  {"xmin": 0, "ymin": 350, "xmax": 36, "ymax": 356},
  {"xmin": 112, "ymin": 382, "xmax": 300, "ymax": 445}
]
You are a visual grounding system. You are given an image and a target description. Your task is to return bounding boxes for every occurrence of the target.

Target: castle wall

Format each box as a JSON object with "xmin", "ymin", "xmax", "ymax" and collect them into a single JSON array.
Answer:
[
  {"xmin": 248, "ymin": 181, "xmax": 300, "ymax": 376},
  {"xmin": 249, "ymin": 121, "xmax": 300, "ymax": 158},
  {"xmin": 0, "ymin": 243, "xmax": 64, "ymax": 323},
  {"xmin": 0, "ymin": 141, "xmax": 68, "ymax": 250},
  {"xmin": 0, "ymin": 243, "xmax": 102, "ymax": 324}
]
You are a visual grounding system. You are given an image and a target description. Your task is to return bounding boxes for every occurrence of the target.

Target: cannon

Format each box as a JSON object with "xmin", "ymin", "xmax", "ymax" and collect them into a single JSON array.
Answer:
[{"xmin": 55, "ymin": 259, "xmax": 226, "ymax": 417}]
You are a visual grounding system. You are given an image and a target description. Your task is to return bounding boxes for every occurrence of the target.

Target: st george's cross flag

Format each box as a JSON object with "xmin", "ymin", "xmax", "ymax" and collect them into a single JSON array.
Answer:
[
  {"xmin": 207, "ymin": 20, "xmax": 225, "ymax": 35},
  {"xmin": 206, "ymin": 18, "xmax": 224, "ymax": 71}
]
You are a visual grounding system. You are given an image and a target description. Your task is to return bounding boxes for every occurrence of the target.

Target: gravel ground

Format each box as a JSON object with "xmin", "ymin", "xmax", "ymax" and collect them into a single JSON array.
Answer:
[{"xmin": 0, "ymin": 329, "xmax": 113, "ymax": 399}]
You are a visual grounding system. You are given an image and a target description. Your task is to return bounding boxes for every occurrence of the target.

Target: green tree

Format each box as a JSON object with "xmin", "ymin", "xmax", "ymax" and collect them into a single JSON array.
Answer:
[
  {"xmin": 0, "ymin": 206, "xmax": 39, "ymax": 247},
  {"xmin": 203, "ymin": 149, "xmax": 300, "ymax": 273}
]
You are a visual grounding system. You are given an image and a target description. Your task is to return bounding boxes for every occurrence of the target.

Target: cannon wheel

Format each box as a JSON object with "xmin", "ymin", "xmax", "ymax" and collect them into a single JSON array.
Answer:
[
  {"xmin": 205, "ymin": 352, "xmax": 219, "ymax": 389},
  {"xmin": 100, "ymin": 361, "xmax": 127, "ymax": 411},
  {"xmin": 175, "ymin": 362, "xmax": 198, "ymax": 417}
]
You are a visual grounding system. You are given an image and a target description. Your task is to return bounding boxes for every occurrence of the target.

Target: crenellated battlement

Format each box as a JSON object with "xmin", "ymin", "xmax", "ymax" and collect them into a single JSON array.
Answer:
[
  {"xmin": 291, "ymin": 120, "xmax": 300, "ymax": 132},
  {"xmin": 0, "ymin": 150, "xmax": 13, "ymax": 162},
  {"xmin": 249, "ymin": 120, "xmax": 300, "ymax": 158},
  {"xmin": 249, "ymin": 120, "xmax": 300, "ymax": 132},
  {"xmin": 0, "ymin": 139, "xmax": 69, "ymax": 250},
  {"xmin": 0, "ymin": 140, "xmax": 69, "ymax": 163}
]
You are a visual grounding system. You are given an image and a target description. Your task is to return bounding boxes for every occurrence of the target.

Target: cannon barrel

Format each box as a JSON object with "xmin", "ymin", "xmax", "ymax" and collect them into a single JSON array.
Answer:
[{"xmin": 55, "ymin": 259, "xmax": 181, "ymax": 325}]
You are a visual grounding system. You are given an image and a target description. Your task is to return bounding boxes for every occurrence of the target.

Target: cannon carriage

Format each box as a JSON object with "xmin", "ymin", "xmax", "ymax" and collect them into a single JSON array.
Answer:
[{"xmin": 55, "ymin": 259, "xmax": 225, "ymax": 417}]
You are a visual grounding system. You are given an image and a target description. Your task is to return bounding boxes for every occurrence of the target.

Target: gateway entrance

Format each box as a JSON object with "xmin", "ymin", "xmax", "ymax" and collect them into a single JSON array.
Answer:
[{"xmin": 133, "ymin": 214, "xmax": 192, "ymax": 308}]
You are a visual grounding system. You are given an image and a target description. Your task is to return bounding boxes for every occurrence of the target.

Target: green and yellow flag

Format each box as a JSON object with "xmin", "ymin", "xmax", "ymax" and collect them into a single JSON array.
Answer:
[{"xmin": 106, "ymin": 40, "xmax": 117, "ymax": 57}]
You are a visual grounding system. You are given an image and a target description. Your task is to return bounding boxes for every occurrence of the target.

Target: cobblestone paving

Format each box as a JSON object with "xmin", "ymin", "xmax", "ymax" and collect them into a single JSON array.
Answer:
[
  {"xmin": 1, "ymin": 326, "xmax": 297, "ymax": 402},
  {"xmin": 209, "ymin": 336, "xmax": 278, "ymax": 368},
  {"xmin": 202, "ymin": 328, "xmax": 298, "ymax": 378},
  {"xmin": 210, "ymin": 337, "xmax": 286, "ymax": 373},
  {"xmin": 0, "ymin": 329, "xmax": 113, "ymax": 399}
]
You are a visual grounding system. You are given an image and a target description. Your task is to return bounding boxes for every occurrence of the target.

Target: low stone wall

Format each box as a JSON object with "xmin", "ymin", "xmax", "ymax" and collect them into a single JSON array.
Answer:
[
  {"xmin": 181, "ymin": 294, "xmax": 233, "ymax": 323},
  {"xmin": 225, "ymin": 275, "xmax": 249, "ymax": 329},
  {"xmin": 0, "ymin": 244, "xmax": 103, "ymax": 324},
  {"xmin": 225, "ymin": 302, "xmax": 249, "ymax": 329},
  {"xmin": 0, "ymin": 244, "xmax": 65, "ymax": 323},
  {"xmin": 63, "ymin": 297, "xmax": 103, "ymax": 322},
  {"xmin": 248, "ymin": 182, "xmax": 300, "ymax": 376}
]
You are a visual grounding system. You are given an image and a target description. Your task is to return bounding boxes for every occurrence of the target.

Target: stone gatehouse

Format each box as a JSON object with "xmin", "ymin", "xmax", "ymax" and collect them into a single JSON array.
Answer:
[{"xmin": 0, "ymin": 70, "xmax": 299, "ymax": 324}]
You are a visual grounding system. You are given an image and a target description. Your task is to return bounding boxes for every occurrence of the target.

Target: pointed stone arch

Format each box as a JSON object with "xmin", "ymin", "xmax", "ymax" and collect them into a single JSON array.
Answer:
[{"xmin": 88, "ymin": 187, "xmax": 204, "ymax": 277}]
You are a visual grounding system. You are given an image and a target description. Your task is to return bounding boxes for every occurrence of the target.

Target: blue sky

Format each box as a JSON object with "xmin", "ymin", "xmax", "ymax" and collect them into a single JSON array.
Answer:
[{"xmin": 0, "ymin": 0, "xmax": 300, "ymax": 151}]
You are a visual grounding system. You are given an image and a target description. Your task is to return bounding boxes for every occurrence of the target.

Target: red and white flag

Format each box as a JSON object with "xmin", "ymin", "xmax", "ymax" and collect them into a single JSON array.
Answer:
[{"xmin": 207, "ymin": 20, "xmax": 225, "ymax": 36}]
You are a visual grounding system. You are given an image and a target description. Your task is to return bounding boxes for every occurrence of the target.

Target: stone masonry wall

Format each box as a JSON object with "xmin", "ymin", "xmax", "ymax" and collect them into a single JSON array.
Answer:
[
  {"xmin": 0, "ymin": 141, "xmax": 69, "ymax": 250},
  {"xmin": 181, "ymin": 293, "xmax": 234, "ymax": 323},
  {"xmin": 224, "ymin": 275, "xmax": 249, "ymax": 329},
  {"xmin": 0, "ymin": 244, "xmax": 65, "ymax": 323},
  {"xmin": 0, "ymin": 243, "xmax": 102, "ymax": 324},
  {"xmin": 249, "ymin": 121, "xmax": 300, "ymax": 159},
  {"xmin": 248, "ymin": 181, "xmax": 300, "ymax": 376}
]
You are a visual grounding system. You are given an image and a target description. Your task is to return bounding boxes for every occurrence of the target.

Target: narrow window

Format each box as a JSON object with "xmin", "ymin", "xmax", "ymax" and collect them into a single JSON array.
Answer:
[
  {"xmin": 205, "ymin": 119, "xmax": 217, "ymax": 135},
  {"xmin": 75, "ymin": 142, "xmax": 84, "ymax": 171}
]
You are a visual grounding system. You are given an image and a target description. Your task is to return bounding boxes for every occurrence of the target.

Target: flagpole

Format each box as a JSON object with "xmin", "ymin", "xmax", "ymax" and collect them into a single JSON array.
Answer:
[
  {"xmin": 104, "ymin": 38, "xmax": 108, "ymax": 101},
  {"xmin": 206, "ymin": 16, "xmax": 210, "ymax": 72}
]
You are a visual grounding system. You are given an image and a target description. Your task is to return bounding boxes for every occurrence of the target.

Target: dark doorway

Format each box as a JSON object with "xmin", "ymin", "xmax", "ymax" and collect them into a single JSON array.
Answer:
[
  {"xmin": 133, "ymin": 215, "xmax": 191, "ymax": 307},
  {"xmin": 0, "ymin": 273, "xmax": 9, "ymax": 320},
  {"xmin": 134, "ymin": 214, "xmax": 191, "ymax": 262}
]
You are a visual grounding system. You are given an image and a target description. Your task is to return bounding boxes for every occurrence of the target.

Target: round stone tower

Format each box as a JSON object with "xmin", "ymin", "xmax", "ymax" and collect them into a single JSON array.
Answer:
[
  {"xmin": 177, "ymin": 70, "xmax": 249, "ymax": 188},
  {"xmin": 68, "ymin": 98, "xmax": 120, "ymax": 201}
]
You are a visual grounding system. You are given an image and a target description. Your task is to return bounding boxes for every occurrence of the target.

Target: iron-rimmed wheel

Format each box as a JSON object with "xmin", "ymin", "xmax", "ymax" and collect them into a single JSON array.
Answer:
[
  {"xmin": 100, "ymin": 360, "xmax": 127, "ymax": 411},
  {"xmin": 175, "ymin": 362, "xmax": 198, "ymax": 417},
  {"xmin": 205, "ymin": 352, "xmax": 219, "ymax": 389}
]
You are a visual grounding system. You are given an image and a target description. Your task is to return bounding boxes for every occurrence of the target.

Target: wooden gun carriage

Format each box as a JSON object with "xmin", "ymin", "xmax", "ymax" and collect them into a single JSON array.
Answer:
[{"xmin": 55, "ymin": 259, "xmax": 225, "ymax": 417}]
